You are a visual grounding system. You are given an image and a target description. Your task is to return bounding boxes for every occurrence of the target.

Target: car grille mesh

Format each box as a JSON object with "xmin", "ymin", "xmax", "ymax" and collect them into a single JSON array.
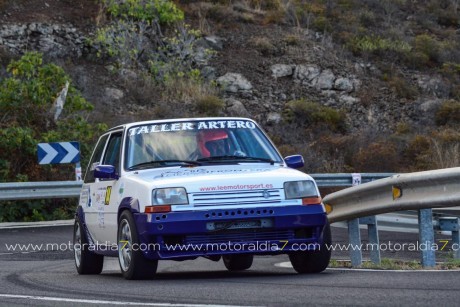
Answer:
[{"xmin": 191, "ymin": 189, "xmax": 282, "ymax": 206}]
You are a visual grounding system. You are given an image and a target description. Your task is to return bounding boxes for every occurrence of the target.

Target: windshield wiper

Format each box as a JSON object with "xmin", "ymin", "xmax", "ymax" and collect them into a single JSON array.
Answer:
[
  {"xmin": 128, "ymin": 160, "xmax": 201, "ymax": 170},
  {"xmin": 197, "ymin": 156, "xmax": 275, "ymax": 165}
]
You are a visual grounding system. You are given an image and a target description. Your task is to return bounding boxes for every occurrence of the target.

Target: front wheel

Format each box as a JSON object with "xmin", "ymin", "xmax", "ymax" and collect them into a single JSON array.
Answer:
[
  {"xmin": 223, "ymin": 254, "xmax": 253, "ymax": 271},
  {"xmin": 289, "ymin": 222, "xmax": 332, "ymax": 274},
  {"xmin": 118, "ymin": 210, "xmax": 158, "ymax": 280},
  {"xmin": 73, "ymin": 218, "xmax": 103, "ymax": 275}
]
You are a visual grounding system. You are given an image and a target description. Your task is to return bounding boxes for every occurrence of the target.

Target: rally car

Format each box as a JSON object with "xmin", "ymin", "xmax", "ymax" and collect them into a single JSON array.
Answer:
[{"xmin": 74, "ymin": 117, "xmax": 331, "ymax": 279}]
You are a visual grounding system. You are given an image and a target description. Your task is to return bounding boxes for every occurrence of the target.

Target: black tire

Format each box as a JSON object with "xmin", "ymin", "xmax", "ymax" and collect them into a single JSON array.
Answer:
[
  {"xmin": 118, "ymin": 210, "xmax": 158, "ymax": 280},
  {"xmin": 289, "ymin": 222, "xmax": 332, "ymax": 274},
  {"xmin": 223, "ymin": 254, "xmax": 254, "ymax": 271},
  {"xmin": 73, "ymin": 218, "xmax": 104, "ymax": 275}
]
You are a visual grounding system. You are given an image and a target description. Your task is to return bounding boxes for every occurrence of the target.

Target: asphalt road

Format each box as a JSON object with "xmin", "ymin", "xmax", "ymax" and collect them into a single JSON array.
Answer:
[{"xmin": 0, "ymin": 225, "xmax": 459, "ymax": 306}]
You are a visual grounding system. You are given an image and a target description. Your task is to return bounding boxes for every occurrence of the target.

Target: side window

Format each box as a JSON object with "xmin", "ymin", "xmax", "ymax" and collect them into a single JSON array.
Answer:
[
  {"xmin": 84, "ymin": 134, "xmax": 109, "ymax": 183},
  {"xmin": 102, "ymin": 132, "xmax": 122, "ymax": 174}
]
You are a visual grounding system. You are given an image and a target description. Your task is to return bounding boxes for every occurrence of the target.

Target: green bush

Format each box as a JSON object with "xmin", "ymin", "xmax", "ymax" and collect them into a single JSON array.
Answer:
[
  {"xmin": 414, "ymin": 34, "xmax": 441, "ymax": 63},
  {"xmin": 0, "ymin": 200, "xmax": 75, "ymax": 222},
  {"xmin": 312, "ymin": 15, "xmax": 332, "ymax": 32},
  {"xmin": 437, "ymin": 11, "xmax": 459, "ymax": 27},
  {"xmin": 248, "ymin": 36, "xmax": 276, "ymax": 56},
  {"xmin": 405, "ymin": 51, "xmax": 430, "ymax": 68},
  {"xmin": 93, "ymin": 0, "xmax": 209, "ymax": 84},
  {"xmin": 359, "ymin": 10, "xmax": 376, "ymax": 27},
  {"xmin": 441, "ymin": 62, "xmax": 460, "ymax": 76},
  {"xmin": 283, "ymin": 99, "xmax": 347, "ymax": 133},
  {"xmin": 195, "ymin": 95, "xmax": 225, "ymax": 116},
  {"xmin": 283, "ymin": 1, "xmax": 325, "ymax": 27},
  {"xmin": 435, "ymin": 100, "xmax": 460, "ymax": 126},
  {"xmin": 348, "ymin": 35, "xmax": 411, "ymax": 56},
  {"xmin": 387, "ymin": 76, "xmax": 418, "ymax": 100},
  {"xmin": 102, "ymin": 0, "xmax": 184, "ymax": 24}
]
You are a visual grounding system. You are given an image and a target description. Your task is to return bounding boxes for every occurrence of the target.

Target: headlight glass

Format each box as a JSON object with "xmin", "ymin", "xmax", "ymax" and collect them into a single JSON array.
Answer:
[
  {"xmin": 284, "ymin": 181, "xmax": 317, "ymax": 199},
  {"xmin": 152, "ymin": 187, "xmax": 188, "ymax": 205}
]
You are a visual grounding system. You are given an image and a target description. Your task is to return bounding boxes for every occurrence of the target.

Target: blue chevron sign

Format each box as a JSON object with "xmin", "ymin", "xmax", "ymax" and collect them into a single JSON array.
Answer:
[{"xmin": 37, "ymin": 142, "xmax": 80, "ymax": 164}]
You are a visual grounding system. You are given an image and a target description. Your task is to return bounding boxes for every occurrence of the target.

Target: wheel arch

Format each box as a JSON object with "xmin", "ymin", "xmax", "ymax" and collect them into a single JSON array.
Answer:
[
  {"xmin": 117, "ymin": 197, "xmax": 140, "ymax": 222},
  {"xmin": 74, "ymin": 206, "xmax": 94, "ymax": 245}
]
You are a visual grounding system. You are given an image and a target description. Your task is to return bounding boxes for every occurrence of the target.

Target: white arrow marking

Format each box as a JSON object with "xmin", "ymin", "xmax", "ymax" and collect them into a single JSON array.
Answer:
[
  {"xmin": 60, "ymin": 142, "xmax": 79, "ymax": 163},
  {"xmin": 39, "ymin": 143, "xmax": 58, "ymax": 164}
]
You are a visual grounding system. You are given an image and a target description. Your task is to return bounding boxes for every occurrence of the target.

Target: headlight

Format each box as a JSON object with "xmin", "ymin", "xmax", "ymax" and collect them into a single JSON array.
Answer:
[
  {"xmin": 152, "ymin": 187, "xmax": 188, "ymax": 205},
  {"xmin": 284, "ymin": 181, "xmax": 318, "ymax": 199}
]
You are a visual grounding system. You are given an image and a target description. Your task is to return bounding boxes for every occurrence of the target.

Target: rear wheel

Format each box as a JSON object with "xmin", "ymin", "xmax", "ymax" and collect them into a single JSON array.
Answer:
[
  {"xmin": 289, "ymin": 222, "xmax": 332, "ymax": 274},
  {"xmin": 223, "ymin": 254, "xmax": 253, "ymax": 271},
  {"xmin": 118, "ymin": 210, "xmax": 158, "ymax": 280},
  {"xmin": 73, "ymin": 218, "xmax": 103, "ymax": 274}
]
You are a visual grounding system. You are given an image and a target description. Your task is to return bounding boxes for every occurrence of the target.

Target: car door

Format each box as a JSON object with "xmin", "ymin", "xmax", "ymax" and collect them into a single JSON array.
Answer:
[
  {"xmin": 82, "ymin": 133, "xmax": 109, "ymax": 245},
  {"xmin": 82, "ymin": 131, "xmax": 122, "ymax": 245},
  {"xmin": 96, "ymin": 131, "xmax": 123, "ymax": 244}
]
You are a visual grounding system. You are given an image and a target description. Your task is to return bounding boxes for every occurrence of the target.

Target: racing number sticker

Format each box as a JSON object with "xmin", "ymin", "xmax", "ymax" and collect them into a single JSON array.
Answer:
[{"xmin": 105, "ymin": 186, "xmax": 112, "ymax": 206}]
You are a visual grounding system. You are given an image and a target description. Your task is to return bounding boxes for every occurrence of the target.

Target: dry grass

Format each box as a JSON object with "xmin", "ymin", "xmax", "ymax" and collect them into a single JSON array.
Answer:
[
  {"xmin": 161, "ymin": 77, "xmax": 218, "ymax": 105},
  {"xmin": 430, "ymin": 139, "xmax": 460, "ymax": 169},
  {"xmin": 248, "ymin": 36, "xmax": 276, "ymax": 56}
]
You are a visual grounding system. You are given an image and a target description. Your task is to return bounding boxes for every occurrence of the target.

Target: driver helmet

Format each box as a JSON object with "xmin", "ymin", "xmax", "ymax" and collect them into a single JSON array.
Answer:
[{"xmin": 197, "ymin": 129, "xmax": 229, "ymax": 157}]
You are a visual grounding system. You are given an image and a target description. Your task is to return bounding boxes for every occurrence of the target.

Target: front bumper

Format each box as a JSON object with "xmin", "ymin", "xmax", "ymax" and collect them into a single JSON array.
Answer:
[{"xmin": 135, "ymin": 205, "xmax": 328, "ymax": 260}]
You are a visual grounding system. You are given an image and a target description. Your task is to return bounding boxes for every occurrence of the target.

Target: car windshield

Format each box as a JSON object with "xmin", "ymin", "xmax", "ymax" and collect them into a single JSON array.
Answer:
[{"xmin": 124, "ymin": 119, "xmax": 282, "ymax": 170}]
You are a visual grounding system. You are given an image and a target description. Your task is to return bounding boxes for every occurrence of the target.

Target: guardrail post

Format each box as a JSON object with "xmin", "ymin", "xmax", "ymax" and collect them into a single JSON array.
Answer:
[
  {"xmin": 348, "ymin": 218, "xmax": 362, "ymax": 267},
  {"xmin": 418, "ymin": 209, "xmax": 436, "ymax": 267},
  {"xmin": 360, "ymin": 216, "xmax": 381, "ymax": 264}
]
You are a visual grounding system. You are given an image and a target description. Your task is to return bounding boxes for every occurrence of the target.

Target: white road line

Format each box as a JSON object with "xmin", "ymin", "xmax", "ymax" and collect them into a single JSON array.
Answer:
[
  {"xmin": 275, "ymin": 261, "xmax": 460, "ymax": 272},
  {"xmin": 0, "ymin": 219, "xmax": 74, "ymax": 229},
  {"xmin": 0, "ymin": 294, "xmax": 252, "ymax": 307}
]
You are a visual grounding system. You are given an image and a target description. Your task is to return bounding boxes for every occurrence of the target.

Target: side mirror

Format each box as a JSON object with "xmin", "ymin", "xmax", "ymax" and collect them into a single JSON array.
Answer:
[
  {"xmin": 94, "ymin": 165, "xmax": 119, "ymax": 180},
  {"xmin": 284, "ymin": 155, "xmax": 304, "ymax": 169}
]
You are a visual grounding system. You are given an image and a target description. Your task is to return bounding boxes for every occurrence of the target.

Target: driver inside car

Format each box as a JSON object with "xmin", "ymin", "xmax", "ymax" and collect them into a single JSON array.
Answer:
[{"xmin": 197, "ymin": 129, "xmax": 230, "ymax": 157}]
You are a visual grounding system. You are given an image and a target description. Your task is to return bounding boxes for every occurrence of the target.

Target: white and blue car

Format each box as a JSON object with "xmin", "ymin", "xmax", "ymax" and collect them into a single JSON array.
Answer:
[{"xmin": 74, "ymin": 117, "xmax": 331, "ymax": 279}]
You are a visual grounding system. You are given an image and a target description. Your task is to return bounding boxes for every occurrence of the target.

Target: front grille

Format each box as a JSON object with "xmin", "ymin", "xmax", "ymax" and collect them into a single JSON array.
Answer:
[
  {"xmin": 191, "ymin": 189, "xmax": 282, "ymax": 207},
  {"xmin": 185, "ymin": 229, "xmax": 295, "ymax": 245}
]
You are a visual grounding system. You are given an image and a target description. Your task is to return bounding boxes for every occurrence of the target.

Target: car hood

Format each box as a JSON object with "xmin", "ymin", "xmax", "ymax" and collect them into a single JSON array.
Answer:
[{"xmin": 126, "ymin": 164, "xmax": 313, "ymax": 193}]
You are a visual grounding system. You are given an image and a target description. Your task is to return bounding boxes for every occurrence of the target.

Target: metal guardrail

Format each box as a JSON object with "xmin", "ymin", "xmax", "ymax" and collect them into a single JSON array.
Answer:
[
  {"xmin": 313, "ymin": 173, "xmax": 394, "ymax": 188},
  {"xmin": 0, "ymin": 181, "xmax": 83, "ymax": 201},
  {"xmin": 0, "ymin": 174, "xmax": 393, "ymax": 201},
  {"xmin": 323, "ymin": 168, "xmax": 460, "ymax": 223},
  {"xmin": 323, "ymin": 167, "xmax": 460, "ymax": 267}
]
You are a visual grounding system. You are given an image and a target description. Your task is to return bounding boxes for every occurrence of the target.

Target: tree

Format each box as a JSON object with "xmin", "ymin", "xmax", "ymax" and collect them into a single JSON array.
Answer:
[{"xmin": 0, "ymin": 52, "xmax": 106, "ymax": 182}]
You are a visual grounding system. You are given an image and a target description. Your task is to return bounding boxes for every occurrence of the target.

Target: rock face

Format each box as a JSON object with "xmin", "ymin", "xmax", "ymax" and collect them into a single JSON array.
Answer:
[
  {"xmin": 271, "ymin": 64, "xmax": 293, "ymax": 78},
  {"xmin": 217, "ymin": 73, "xmax": 253, "ymax": 93},
  {"xmin": 0, "ymin": 23, "xmax": 87, "ymax": 57},
  {"xmin": 315, "ymin": 69, "xmax": 335, "ymax": 90},
  {"xmin": 225, "ymin": 98, "xmax": 250, "ymax": 117},
  {"xmin": 334, "ymin": 77, "xmax": 354, "ymax": 92},
  {"xmin": 0, "ymin": 13, "xmax": 450, "ymax": 135},
  {"xmin": 294, "ymin": 65, "xmax": 320, "ymax": 82},
  {"xmin": 105, "ymin": 88, "xmax": 124, "ymax": 104},
  {"xmin": 416, "ymin": 74, "xmax": 450, "ymax": 98}
]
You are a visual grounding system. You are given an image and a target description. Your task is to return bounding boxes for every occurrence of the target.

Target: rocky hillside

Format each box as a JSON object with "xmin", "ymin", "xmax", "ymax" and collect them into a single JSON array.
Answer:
[{"xmin": 1, "ymin": 0, "xmax": 459, "ymax": 175}]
